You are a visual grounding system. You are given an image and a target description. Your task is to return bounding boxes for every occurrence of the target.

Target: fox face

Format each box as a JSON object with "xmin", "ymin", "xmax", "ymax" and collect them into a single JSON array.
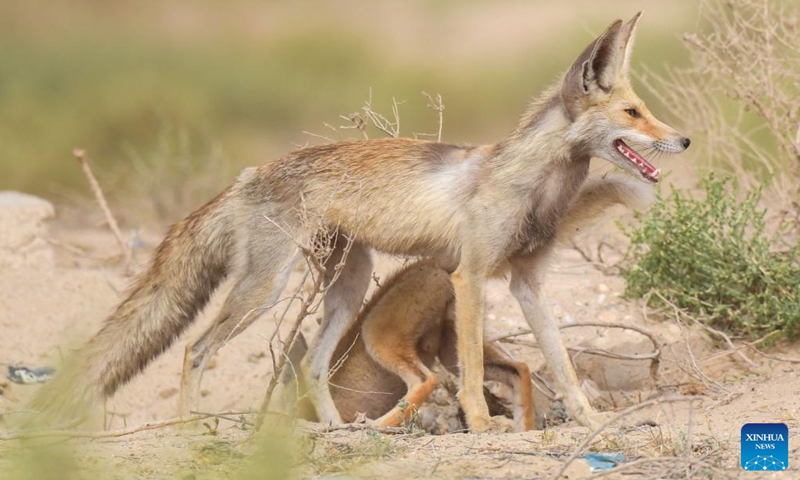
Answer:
[{"xmin": 562, "ymin": 13, "xmax": 690, "ymax": 183}]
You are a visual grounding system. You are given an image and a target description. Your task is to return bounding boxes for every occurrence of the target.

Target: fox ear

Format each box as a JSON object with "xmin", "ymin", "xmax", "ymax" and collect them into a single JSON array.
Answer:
[
  {"xmin": 561, "ymin": 19, "xmax": 623, "ymax": 118},
  {"xmin": 617, "ymin": 12, "xmax": 643, "ymax": 75}
]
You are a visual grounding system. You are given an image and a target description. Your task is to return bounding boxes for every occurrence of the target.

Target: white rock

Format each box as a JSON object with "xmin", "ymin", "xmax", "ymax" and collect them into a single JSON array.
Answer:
[{"xmin": 0, "ymin": 191, "xmax": 55, "ymax": 270}]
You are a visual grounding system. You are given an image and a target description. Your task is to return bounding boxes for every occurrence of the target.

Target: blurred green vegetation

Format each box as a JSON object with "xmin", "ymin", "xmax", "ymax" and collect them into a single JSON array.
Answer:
[
  {"xmin": 0, "ymin": 1, "xmax": 695, "ymax": 219},
  {"xmin": 0, "ymin": 422, "xmax": 296, "ymax": 480}
]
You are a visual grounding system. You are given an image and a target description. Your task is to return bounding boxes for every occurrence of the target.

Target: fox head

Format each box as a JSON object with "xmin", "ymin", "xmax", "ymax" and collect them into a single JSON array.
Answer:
[{"xmin": 561, "ymin": 12, "xmax": 690, "ymax": 183}]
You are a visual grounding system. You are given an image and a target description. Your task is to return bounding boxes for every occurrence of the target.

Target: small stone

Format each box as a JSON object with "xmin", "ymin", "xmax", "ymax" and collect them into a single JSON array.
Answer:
[
  {"xmin": 597, "ymin": 283, "xmax": 610, "ymax": 293},
  {"xmin": 596, "ymin": 294, "xmax": 606, "ymax": 305},
  {"xmin": 0, "ymin": 191, "xmax": 55, "ymax": 270},
  {"xmin": 206, "ymin": 357, "xmax": 217, "ymax": 370},
  {"xmin": 200, "ymin": 389, "xmax": 211, "ymax": 397},
  {"xmin": 564, "ymin": 314, "xmax": 576, "ymax": 324},
  {"xmin": 248, "ymin": 352, "xmax": 266, "ymax": 363},
  {"xmin": 159, "ymin": 387, "xmax": 179, "ymax": 399},
  {"xmin": 487, "ymin": 313, "xmax": 497, "ymax": 321}
]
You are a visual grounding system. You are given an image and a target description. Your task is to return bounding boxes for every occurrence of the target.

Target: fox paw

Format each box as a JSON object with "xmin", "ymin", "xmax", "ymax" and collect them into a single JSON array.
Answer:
[
  {"xmin": 469, "ymin": 415, "xmax": 515, "ymax": 434},
  {"xmin": 578, "ymin": 410, "xmax": 614, "ymax": 431}
]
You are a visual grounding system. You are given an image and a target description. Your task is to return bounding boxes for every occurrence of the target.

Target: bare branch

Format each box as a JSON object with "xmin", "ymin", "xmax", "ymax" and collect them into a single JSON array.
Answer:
[
  {"xmin": 422, "ymin": 91, "xmax": 444, "ymax": 142},
  {"xmin": 550, "ymin": 395, "xmax": 703, "ymax": 480},
  {"xmin": 73, "ymin": 149, "xmax": 134, "ymax": 274}
]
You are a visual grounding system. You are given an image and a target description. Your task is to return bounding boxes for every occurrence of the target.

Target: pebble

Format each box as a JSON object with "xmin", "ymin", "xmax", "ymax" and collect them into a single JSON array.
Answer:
[
  {"xmin": 0, "ymin": 191, "xmax": 55, "ymax": 270},
  {"xmin": 159, "ymin": 387, "xmax": 179, "ymax": 399}
]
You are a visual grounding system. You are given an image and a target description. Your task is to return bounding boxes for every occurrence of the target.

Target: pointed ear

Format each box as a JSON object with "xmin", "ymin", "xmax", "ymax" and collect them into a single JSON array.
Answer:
[
  {"xmin": 561, "ymin": 19, "xmax": 623, "ymax": 119},
  {"xmin": 617, "ymin": 12, "xmax": 643, "ymax": 75}
]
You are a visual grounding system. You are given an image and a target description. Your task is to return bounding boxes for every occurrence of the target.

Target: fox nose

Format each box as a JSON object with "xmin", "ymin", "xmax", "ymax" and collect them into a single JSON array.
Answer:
[{"xmin": 681, "ymin": 137, "xmax": 691, "ymax": 149}]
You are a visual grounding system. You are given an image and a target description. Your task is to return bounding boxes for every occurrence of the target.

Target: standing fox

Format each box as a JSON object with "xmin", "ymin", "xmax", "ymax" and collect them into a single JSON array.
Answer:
[
  {"xmin": 30, "ymin": 13, "xmax": 689, "ymax": 432},
  {"xmin": 282, "ymin": 175, "xmax": 652, "ymax": 432}
]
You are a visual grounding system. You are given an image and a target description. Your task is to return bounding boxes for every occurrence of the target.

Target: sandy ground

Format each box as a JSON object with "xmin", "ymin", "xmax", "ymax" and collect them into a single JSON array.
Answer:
[{"xmin": 1, "ymin": 194, "xmax": 800, "ymax": 479}]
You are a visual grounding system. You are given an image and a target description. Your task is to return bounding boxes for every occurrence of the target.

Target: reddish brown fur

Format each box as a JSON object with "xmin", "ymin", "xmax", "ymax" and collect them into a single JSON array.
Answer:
[{"xmin": 287, "ymin": 261, "xmax": 536, "ymax": 431}]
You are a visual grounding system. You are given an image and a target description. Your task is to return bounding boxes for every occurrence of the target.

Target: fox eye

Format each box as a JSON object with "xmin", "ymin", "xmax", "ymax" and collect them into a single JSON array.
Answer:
[{"xmin": 625, "ymin": 108, "xmax": 641, "ymax": 119}]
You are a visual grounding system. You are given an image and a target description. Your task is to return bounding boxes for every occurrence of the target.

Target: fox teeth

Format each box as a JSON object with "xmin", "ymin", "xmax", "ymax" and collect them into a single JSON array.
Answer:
[{"xmin": 617, "ymin": 143, "xmax": 644, "ymax": 167}]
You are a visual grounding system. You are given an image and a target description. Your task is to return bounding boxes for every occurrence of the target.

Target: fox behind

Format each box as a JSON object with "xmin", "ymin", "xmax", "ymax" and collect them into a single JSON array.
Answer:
[{"xmin": 28, "ymin": 13, "xmax": 688, "ymax": 431}]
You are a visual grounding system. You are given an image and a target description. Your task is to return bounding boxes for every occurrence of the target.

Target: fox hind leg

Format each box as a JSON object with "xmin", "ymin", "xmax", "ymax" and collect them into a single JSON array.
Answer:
[
  {"xmin": 178, "ymin": 223, "xmax": 301, "ymax": 417},
  {"xmin": 301, "ymin": 239, "xmax": 372, "ymax": 424},
  {"xmin": 482, "ymin": 343, "xmax": 536, "ymax": 431},
  {"xmin": 372, "ymin": 358, "xmax": 437, "ymax": 427}
]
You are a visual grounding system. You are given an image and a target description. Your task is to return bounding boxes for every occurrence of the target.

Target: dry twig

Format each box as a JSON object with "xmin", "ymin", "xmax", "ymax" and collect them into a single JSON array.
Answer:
[
  {"xmin": 650, "ymin": 290, "xmax": 757, "ymax": 370},
  {"xmin": 1, "ymin": 414, "xmax": 211, "ymax": 441},
  {"xmin": 550, "ymin": 395, "xmax": 702, "ymax": 480},
  {"xmin": 420, "ymin": 91, "xmax": 444, "ymax": 142},
  {"xmin": 495, "ymin": 321, "xmax": 662, "ymax": 384},
  {"xmin": 73, "ymin": 149, "xmax": 134, "ymax": 273}
]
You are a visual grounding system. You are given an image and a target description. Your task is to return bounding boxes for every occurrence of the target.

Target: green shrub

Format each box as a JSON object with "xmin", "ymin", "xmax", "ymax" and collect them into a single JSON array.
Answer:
[{"xmin": 623, "ymin": 174, "xmax": 800, "ymax": 339}]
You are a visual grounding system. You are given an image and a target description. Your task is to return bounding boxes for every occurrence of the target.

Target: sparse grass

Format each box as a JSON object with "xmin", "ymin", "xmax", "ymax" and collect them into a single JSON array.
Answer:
[
  {"xmin": 196, "ymin": 439, "xmax": 247, "ymax": 465},
  {"xmin": 540, "ymin": 428, "xmax": 557, "ymax": 448},
  {"xmin": 305, "ymin": 430, "xmax": 398, "ymax": 476}
]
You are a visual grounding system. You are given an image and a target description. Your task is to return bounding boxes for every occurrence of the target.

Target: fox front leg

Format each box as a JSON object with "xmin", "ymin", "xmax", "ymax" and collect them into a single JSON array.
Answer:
[
  {"xmin": 509, "ymin": 247, "xmax": 603, "ymax": 430},
  {"xmin": 451, "ymin": 263, "xmax": 514, "ymax": 433}
]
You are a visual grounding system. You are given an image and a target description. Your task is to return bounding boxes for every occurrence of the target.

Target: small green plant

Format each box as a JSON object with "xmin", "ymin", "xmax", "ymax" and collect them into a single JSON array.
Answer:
[{"xmin": 623, "ymin": 174, "xmax": 800, "ymax": 339}]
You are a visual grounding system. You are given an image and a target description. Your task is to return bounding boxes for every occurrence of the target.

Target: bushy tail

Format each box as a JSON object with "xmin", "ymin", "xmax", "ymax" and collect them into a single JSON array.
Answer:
[
  {"xmin": 558, "ymin": 174, "xmax": 653, "ymax": 243},
  {"xmin": 27, "ymin": 188, "xmax": 238, "ymax": 426}
]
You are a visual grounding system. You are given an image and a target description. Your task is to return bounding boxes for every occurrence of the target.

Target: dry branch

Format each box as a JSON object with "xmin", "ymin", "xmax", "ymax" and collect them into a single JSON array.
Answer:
[
  {"xmin": 1, "ymin": 414, "xmax": 211, "ymax": 441},
  {"xmin": 650, "ymin": 289, "xmax": 757, "ymax": 370},
  {"xmin": 550, "ymin": 395, "xmax": 703, "ymax": 480},
  {"xmin": 295, "ymin": 420, "xmax": 413, "ymax": 436},
  {"xmin": 262, "ymin": 93, "xmax": 447, "ymax": 430},
  {"xmin": 494, "ymin": 321, "xmax": 662, "ymax": 384},
  {"xmin": 639, "ymin": 0, "xmax": 800, "ymax": 196},
  {"xmin": 256, "ymin": 187, "xmax": 359, "ymax": 429},
  {"xmin": 73, "ymin": 149, "xmax": 134, "ymax": 273},
  {"xmin": 421, "ymin": 91, "xmax": 444, "ymax": 142}
]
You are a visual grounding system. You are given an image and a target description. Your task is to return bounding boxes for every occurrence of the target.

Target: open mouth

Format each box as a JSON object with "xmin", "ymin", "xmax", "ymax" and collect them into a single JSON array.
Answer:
[{"xmin": 614, "ymin": 139, "xmax": 660, "ymax": 183}]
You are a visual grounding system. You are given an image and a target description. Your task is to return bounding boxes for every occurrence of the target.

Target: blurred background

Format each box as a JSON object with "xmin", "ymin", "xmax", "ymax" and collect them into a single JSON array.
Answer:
[{"xmin": 1, "ymin": 0, "xmax": 697, "ymax": 221}]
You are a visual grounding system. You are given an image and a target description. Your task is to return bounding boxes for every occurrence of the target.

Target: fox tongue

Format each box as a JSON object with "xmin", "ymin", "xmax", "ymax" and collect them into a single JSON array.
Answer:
[{"xmin": 614, "ymin": 139, "xmax": 660, "ymax": 182}]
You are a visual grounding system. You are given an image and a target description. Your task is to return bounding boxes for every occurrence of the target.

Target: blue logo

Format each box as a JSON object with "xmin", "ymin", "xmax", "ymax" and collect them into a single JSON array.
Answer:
[{"xmin": 741, "ymin": 423, "xmax": 788, "ymax": 471}]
